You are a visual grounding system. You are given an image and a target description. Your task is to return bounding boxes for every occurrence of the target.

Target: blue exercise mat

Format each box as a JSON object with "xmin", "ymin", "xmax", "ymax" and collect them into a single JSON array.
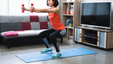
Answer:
[{"xmin": 16, "ymin": 48, "xmax": 97, "ymax": 63}]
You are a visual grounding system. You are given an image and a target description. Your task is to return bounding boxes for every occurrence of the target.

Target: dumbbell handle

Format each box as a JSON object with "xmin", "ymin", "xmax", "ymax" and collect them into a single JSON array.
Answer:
[
  {"xmin": 22, "ymin": 4, "xmax": 24, "ymax": 13},
  {"xmin": 31, "ymin": 3, "xmax": 34, "ymax": 13}
]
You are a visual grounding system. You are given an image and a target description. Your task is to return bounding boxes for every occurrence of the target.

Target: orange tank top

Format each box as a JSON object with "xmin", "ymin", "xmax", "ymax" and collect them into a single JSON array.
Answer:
[{"xmin": 48, "ymin": 13, "xmax": 65, "ymax": 30}]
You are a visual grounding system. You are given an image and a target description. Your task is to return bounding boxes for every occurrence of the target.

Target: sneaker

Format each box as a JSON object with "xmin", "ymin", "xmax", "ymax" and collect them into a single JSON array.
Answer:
[
  {"xmin": 41, "ymin": 48, "xmax": 52, "ymax": 53},
  {"xmin": 52, "ymin": 53, "xmax": 62, "ymax": 59}
]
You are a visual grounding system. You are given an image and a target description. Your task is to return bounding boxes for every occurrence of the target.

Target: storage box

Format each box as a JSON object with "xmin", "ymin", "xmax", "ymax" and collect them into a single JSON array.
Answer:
[
  {"xmin": 75, "ymin": 0, "xmax": 79, "ymax": 2},
  {"xmin": 71, "ymin": 5, "xmax": 74, "ymax": 10},
  {"xmin": 70, "ymin": 5, "xmax": 74, "ymax": 15},
  {"xmin": 70, "ymin": 10, "xmax": 74, "ymax": 15}
]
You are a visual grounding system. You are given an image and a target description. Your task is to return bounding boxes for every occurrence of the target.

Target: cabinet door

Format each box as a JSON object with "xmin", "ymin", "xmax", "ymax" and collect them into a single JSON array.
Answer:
[
  {"xmin": 99, "ymin": 32, "xmax": 106, "ymax": 48},
  {"xmin": 76, "ymin": 28, "xmax": 81, "ymax": 42}
]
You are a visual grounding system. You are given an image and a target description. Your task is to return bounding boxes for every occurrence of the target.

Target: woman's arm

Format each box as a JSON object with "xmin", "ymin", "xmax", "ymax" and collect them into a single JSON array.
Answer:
[
  {"xmin": 21, "ymin": 7, "xmax": 30, "ymax": 11},
  {"xmin": 31, "ymin": 6, "xmax": 59, "ymax": 13},
  {"xmin": 25, "ymin": 8, "xmax": 30, "ymax": 11},
  {"xmin": 35, "ymin": 11, "xmax": 47, "ymax": 13},
  {"xmin": 34, "ymin": 8, "xmax": 59, "ymax": 13},
  {"xmin": 22, "ymin": 6, "xmax": 59, "ymax": 13}
]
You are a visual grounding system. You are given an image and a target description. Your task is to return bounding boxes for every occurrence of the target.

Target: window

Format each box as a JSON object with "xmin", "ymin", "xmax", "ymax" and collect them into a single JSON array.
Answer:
[
  {"xmin": 29, "ymin": 0, "xmax": 48, "ymax": 15},
  {"xmin": 9, "ymin": 0, "xmax": 29, "ymax": 15},
  {"xmin": 0, "ymin": 0, "xmax": 48, "ymax": 15},
  {"xmin": 0, "ymin": 0, "xmax": 8, "ymax": 15}
]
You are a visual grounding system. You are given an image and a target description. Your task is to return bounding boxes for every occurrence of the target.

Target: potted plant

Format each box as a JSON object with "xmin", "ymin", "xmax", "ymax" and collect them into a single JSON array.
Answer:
[{"xmin": 69, "ymin": 19, "xmax": 73, "ymax": 27}]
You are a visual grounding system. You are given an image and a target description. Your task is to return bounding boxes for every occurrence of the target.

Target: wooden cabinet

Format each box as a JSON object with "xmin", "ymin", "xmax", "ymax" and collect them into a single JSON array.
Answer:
[
  {"xmin": 75, "ymin": 26, "xmax": 113, "ymax": 50},
  {"xmin": 62, "ymin": 2, "xmax": 81, "ymax": 41}
]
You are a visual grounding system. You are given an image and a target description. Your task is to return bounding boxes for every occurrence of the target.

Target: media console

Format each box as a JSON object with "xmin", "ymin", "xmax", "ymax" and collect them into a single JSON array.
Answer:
[{"xmin": 75, "ymin": 26, "xmax": 113, "ymax": 50}]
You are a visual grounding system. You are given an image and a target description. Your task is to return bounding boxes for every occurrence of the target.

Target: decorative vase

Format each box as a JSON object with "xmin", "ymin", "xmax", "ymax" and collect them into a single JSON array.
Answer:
[{"xmin": 69, "ymin": 23, "xmax": 72, "ymax": 27}]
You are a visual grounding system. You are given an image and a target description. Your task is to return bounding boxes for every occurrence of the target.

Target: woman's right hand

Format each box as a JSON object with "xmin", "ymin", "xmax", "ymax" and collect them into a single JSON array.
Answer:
[{"xmin": 21, "ymin": 7, "xmax": 26, "ymax": 10}]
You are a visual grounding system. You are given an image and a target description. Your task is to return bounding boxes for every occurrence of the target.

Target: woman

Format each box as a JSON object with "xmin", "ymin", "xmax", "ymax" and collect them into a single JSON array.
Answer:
[{"xmin": 21, "ymin": 0, "xmax": 66, "ymax": 59}]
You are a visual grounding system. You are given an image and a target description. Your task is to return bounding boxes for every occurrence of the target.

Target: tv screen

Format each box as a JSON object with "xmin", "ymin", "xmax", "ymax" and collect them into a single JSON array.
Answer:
[{"xmin": 81, "ymin": 2, "xmax": 111, "ymax": 29}]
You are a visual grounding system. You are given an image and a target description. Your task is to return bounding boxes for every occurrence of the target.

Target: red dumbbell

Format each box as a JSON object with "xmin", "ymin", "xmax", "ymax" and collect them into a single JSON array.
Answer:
[
  {"xmin": 22, "ymin": 4, "xmax": 24, "ymax": 13},
  {"xmin": 31, "ymin": 3, "xmax": 34, "ymax": 13}
]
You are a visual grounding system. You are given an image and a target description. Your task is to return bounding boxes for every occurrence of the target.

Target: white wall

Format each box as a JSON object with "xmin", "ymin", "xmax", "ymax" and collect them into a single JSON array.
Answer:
[{"xmin": 0, "ymin": 0, "xmax": 48, "ymax": 15}]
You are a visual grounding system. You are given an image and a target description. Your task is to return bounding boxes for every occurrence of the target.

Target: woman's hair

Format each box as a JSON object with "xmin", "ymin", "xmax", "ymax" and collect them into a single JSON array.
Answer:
[{"xmin": 47, "ymin": 0, "xmax": 59, "ymax": 7}]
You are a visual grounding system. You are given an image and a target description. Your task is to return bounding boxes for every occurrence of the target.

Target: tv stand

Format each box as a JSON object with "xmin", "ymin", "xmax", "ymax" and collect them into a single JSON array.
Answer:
[
  {"xmin": 75, "ymin": 26, "xmax": 113, "ymax": 50},
  {"xmin": 81, "ymin": 25, "xmax": 97, "ymax": 29},
  {"xmin": 105, "ymin": 28, "xmax": 108, "ymax": 31},
  {"xmin": 81, "ymin": 25, "xmax": 110, "ymax": 31}
]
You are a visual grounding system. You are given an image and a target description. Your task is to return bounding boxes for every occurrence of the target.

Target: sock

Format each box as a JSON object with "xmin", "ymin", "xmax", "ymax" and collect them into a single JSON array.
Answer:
[
  {"xmin": 57, "ymin": 52, "xmax": 61, "ymax": 54},
  {"xmin": 47, "ymin": 48, "xmax": 52, "ymax": 50}
]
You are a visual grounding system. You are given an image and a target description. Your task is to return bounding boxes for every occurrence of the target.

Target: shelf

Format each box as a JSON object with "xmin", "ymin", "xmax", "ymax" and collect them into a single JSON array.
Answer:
[
  {"xmin": 63, "ymin": 1, "xmax": 68, "ymax": 3},
  {"xmin": 82, "ymin": 42, "xmax": 97, "ymax": 46},
  {"xmin": 63, "ymin": 1, "xmax": 74, "ymax": 3},
  {"xmin": 63, "ymin": 2, "xmax": 81, "ymax": 42},
  {"xmin": 82, "ymin": 35, "xmax": 98, "ymax": 39},
  {"xmin": 63, "ymin": 14, "xmax": 73, "ymax": 16},
  {"xmin": 69, "ymin": 2, "xmax": 74, "ymax": 3},
  {"xmin": 66, "ymin": 26, "xmax": 73, "ymax": 29}
]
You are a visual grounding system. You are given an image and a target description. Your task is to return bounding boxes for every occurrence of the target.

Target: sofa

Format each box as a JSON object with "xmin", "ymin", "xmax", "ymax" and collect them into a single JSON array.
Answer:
[{"xmin": 0, "ymin": 15, "xmax": 63, "ymax": 48}]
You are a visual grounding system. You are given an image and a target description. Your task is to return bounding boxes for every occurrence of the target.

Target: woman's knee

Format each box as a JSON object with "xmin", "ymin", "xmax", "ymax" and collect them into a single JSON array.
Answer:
[
  {"xmin": 60, "ymin": 29, "xmax": 66, "ymax": 36},
  {"xmin": 50, "ymin": 33, "xmax": 55, "ymax": 39},
  {"xmin": 39, "ymin": 32, "xmax": 43, "ymax": 36},
  {"xmin": 39, "ymin": 31, "xmax": 46, "ymax": 38}
]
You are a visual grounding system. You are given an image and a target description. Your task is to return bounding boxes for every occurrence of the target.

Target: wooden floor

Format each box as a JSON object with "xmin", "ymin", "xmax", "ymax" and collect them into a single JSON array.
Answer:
[{"xmin": 0, "ymin": 38, "xmax": 113, "ymax": 64}]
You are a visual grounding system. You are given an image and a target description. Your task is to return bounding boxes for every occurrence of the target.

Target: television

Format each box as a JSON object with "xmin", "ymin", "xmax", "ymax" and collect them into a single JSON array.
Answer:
[{"xmin": 80, "ymin": 2, "xmax": 112, "ymax": 29}]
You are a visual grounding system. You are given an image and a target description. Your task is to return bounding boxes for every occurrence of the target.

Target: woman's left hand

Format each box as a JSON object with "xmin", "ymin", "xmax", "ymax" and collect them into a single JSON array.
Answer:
[{"xmin": 30, "ymin": 6, "xmax": 35, "ymax": 11}]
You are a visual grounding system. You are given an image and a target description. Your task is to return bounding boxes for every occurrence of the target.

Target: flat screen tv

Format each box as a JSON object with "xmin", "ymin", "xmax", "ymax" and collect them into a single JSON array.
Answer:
[{"xmin": 80, "ymin": 2, "xmax": 111, "ymax": 29}]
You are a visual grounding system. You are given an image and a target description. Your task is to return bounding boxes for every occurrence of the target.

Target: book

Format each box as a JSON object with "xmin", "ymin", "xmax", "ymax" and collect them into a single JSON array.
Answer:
[{"xmin": 66, "ymin": 19, "xmax": 71, "ymax": 26}]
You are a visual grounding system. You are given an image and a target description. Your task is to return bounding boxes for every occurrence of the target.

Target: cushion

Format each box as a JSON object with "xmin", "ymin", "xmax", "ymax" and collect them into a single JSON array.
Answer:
[{"xmin": 1, "ymin": 29, "xmax": 47, "ymax": 38}]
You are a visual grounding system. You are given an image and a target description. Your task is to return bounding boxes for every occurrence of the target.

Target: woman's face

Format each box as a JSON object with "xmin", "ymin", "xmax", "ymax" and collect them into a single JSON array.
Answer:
[{"xmin": 48, "ymin": 0, "xmax": 54, "ymax": 7}]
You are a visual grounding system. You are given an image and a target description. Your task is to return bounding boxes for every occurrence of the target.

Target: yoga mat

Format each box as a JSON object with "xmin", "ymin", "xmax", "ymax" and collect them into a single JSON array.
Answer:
[{"xmin": 16, "ymin": 48, "xmax": 97, "ymax": 63}]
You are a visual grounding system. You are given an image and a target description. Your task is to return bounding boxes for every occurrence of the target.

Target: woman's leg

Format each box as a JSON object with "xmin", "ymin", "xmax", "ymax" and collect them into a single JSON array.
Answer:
[
  {"xmin": 50, "ymin": 29, "xmax": 66, "ymax": 58},
  {"xmin": 50, "ymin": 29, "xmax": 66, "ymax": 52},
  {"xmin": 39, "ymin": 28, "xmax": 55, "ymax": 48}
]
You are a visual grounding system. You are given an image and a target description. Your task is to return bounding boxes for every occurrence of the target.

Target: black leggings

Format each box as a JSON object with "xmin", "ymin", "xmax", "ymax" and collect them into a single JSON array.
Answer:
[{"xmin": 39, "ymin": 28, "xmax": 66, "ymax": 52}]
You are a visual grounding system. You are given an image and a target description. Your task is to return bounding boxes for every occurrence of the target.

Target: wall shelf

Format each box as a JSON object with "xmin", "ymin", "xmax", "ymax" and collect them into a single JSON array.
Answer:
[
  {"xmin": 62, "ymin": 2, "xmax": 81, "ymax": 41},
  {"xmin": 65, "ymin": 26, "xmax": 73, "ymax": 29},
  {"xmin": 63, "ymin": 14, "xmax": 73, "ymax": 16}
]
